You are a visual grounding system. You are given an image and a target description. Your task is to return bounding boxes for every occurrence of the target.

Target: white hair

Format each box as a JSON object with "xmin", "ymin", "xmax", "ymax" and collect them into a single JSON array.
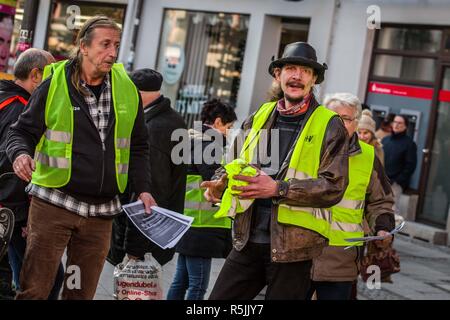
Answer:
[{"xmin": 323, "ymin": 92, "xmax": 362, "ymax": 121}]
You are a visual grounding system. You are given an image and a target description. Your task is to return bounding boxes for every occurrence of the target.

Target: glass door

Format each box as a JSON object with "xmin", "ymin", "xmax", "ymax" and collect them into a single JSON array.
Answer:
[{"xmin": 419, "ymin": 66, "xmax": 450, "ymax": 226}]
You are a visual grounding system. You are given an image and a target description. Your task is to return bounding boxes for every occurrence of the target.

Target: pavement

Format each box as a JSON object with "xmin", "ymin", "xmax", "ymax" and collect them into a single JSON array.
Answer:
[{"xmin": 94, "ymin": 234, "xmax": 450, "ymax": 300}]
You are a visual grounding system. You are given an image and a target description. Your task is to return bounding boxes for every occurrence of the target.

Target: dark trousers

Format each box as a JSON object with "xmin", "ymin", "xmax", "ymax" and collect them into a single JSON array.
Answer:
[
  {"xmin": 209, "ymin": 242, "xmax": 312, "ymax": 300},
  {"xmin": 308, "ymin": 281, "xmax": 353, "ymax": 300}
]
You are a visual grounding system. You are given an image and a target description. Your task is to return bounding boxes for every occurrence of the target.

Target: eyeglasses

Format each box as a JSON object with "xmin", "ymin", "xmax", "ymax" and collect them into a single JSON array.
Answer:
[
  {"xmin": 340, "ymin": 116, "xmax": 355, "ymax": 123},
  {"xmin": 393, "ymin": 121, "xmax": 405, "ymax": 125}
]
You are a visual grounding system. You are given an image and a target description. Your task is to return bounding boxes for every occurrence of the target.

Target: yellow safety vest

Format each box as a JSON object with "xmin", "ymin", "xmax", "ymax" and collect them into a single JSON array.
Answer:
[
  {"xmin": 329, "ymin": 141, "xmax": 374, "ymax": 246},
  {"xmin": 31, "ymin": 60, "xmax": 139, "ymax": 193},
  {"xmin": 185, "ymin": 174, "xmax": 231, "ymax": 228},
  {"xmin": 240, "ymin": 101, "xmax": 337, "ymax": 239}
]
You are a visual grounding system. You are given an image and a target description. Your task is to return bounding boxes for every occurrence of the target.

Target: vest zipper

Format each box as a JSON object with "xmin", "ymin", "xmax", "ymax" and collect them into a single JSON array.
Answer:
[{"xmin": 99, "ymin": 141, "xmax": 106, "ymax": 194}]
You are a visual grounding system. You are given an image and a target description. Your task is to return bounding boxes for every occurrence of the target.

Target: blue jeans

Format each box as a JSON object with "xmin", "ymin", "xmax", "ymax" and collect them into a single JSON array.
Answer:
[{"xmin": 167, "ymin": 254, "xmax": 212, "ymax": 300}]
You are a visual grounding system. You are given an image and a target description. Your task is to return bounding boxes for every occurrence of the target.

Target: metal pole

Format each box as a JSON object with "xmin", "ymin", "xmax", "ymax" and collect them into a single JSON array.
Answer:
[{"xmin": 16, "ymin": 0, "xmax": 39, "ymax": 56}]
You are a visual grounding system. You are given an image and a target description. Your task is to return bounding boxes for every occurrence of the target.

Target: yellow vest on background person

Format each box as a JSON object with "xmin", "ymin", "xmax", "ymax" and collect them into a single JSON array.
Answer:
[
  {"xmin": 31, "ymin": 60, "xmax": 139, "ymax": 193},
  {"xmin": 236, "ymin": 101, "xmax": 337, "ymax": 239},
  {"xmin": 328, "ymin": 141, "xmax": 374, "ymax": 246},
  {"xmin": 185, "ymin": 174, "xmax": 231, "ymax": 229}
]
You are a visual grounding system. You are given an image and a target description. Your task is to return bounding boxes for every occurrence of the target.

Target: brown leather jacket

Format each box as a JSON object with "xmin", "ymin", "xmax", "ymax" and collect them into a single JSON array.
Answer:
[
  {"xmin": 220, "ymin": 97, "xmax": 349, "ymax": 263},
  {"xmin": 311, "ymin": 134, "xmax": 395, "ymax": 281}
]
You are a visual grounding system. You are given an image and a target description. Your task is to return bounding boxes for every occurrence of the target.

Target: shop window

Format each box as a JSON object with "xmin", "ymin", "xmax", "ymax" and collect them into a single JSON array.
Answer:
[
  {"xmin": 444, "ymin": 30, "xmax": 450, "ymax": 55},
  {"xmin": 156, "ymin": 9, "xmax": 249, "ymax": 127},
  {"xmin": 47, "ymin": 0, "xmax": 126, "ymax": 61},
  {"xmin": 376, "ymin": 27, "xmax": 442, "ymax": 53},
  {"xmin": 372, "ymin": 54, "xmax": 437, "ymax": 82}
]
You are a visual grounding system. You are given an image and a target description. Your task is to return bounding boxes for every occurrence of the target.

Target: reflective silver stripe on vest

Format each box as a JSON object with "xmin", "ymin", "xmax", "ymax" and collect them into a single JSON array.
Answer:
[
  {"xmin": 335, "ymin": 199, "xmax": 365, "ymax": 210},
  {"xmin": 285, "ymin": 168, "xmax": 312, "ymax": 180},
  {"xmin": 45, "ymin": 129, "xmax": 71, "ymax": 144},
  {"xmin": 331, "ymin": 221, "xmax": 364, "ymax": 233},
  {"xmin": 116, "ymin": 138, "xmax": 131, "ymax": 149},
  {"xmin": 185, "ymin": 201, "xmax": 218, "ymax": 211},
  {"xmin": 280, "ymin": 204, "xmax": 331, "ymax": 223},
  {"xmin": 35, "ymin": 152, "xmax": 69, "ymax": 169},
  {"xmin": 186, "ymin": 181, "xmax": 201, "ymax": 191},
  {"xmin": 117, "ymin": 164, "xmax": 129, "ymax": 174}
]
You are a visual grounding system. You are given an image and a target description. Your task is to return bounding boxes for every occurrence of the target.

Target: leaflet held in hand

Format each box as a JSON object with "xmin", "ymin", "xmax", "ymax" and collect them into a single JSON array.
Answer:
[{"xmin": 122, "ymin": 200, "xmax": 193, "ymax": 249}]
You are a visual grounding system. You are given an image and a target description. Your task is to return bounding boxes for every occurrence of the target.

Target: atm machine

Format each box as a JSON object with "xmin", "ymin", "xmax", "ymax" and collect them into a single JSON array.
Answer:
[
  {"xmin": 370, "ymin": 105, "xmax": 390, "ymax": 130},
  {"xmin": 366, "ymin": 82, "xmax": 432, "ymax": 191}
]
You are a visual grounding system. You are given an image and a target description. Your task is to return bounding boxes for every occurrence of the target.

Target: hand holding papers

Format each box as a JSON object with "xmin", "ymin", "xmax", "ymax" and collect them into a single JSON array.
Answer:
[
  {"xmin": 122, "ymin": 201, "xmax": 193, "ymax": 249},
  {"xmin": 344, "ymin": 221, "xmax": 405, "ymax": 250}
]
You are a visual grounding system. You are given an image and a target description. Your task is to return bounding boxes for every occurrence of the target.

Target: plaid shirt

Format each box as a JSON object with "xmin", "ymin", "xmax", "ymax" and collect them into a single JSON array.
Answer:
[{"xmin": 28, "ymin": 73, "xmax": 122, "ymax": 217}]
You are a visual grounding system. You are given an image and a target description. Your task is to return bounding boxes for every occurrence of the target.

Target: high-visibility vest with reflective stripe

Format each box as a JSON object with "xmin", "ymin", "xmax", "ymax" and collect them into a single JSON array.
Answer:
[
  {"xmin": 31, "ymin": 60, "xmax": 139, "ymax": 193},
  {"xmin": 185, "ymin": 174, "xmax": 231, "ymax": 229},
  {"xmin": 329, "ymin": 141, "xmax": 374, "ymax": 246},
  {"xmin": 241, "ymin": 101, "xmax": 336, "ymax": 239}
]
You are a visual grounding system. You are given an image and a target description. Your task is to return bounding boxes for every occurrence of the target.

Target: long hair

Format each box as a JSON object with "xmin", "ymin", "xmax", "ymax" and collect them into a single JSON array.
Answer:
[
  {"xmin": 266, "ymin": 81, "xmax": 284, "ymax": 102},
  {"xmin": 70, "ymin": 16, "xmax": 121, "ymax": 95}
]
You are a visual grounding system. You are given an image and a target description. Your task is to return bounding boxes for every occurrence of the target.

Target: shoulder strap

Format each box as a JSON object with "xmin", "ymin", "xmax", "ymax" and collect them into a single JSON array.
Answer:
[{"xmin": 0, "ymin": 95, "xmax": 28, "ymax": 111}]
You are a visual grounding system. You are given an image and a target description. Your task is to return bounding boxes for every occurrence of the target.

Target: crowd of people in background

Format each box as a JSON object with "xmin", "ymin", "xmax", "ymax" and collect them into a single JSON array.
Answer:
[{"xmin": 0, "ymin": 16, "xmax": 418, "ymax": 300}]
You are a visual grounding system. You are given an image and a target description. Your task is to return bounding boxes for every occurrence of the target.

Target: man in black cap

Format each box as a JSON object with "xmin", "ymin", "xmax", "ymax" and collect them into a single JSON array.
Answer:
[
  {"xmin": 107, "ymin": 69, "xmax": 187, "ymax": 266},
  {"xmin": 203, "ymin": 42, "xmax": 349, "ymax": 300}
]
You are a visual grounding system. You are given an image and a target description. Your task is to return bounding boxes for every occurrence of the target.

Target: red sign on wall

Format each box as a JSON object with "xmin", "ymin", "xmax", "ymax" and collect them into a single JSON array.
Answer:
[{"xmin": 369, "ymin": 82, "xmax": 450, "ymax": 103}]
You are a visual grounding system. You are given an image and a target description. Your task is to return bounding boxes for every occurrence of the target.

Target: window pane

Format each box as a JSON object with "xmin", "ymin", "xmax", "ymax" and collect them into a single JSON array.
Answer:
[
  {"xmin": 47, "ymin": 1, "xmax": 125, "ymax": 61},
  {"xmin": 372, "ymin": 54, "xmax": 436, "ymax": 82},
  {"xmin": 156, "ymin": 10, "xmax": 249, "ymax": 128},
  {"xmin": 421, "ymin": 68, "xmax": 450, "ymax": 225},
  {"xmin": 444, "ymin": 32, "xmax": 450, "ymax": 54},
  {"xmin": 377, "ymin": 27, "xmax": 442, "ymax": 53}
]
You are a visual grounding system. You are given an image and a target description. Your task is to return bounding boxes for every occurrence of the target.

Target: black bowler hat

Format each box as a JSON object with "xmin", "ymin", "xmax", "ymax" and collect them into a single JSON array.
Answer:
[
  {"xmin": 268, "ymin": 42, "xmax": 328, "ymax": 84},
  {"xmin": 130, "ymin": 68, "xmax": 163, "ymax": 91}
]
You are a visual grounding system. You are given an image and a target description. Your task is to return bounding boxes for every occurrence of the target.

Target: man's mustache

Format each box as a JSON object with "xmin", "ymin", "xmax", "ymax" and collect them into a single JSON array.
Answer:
[{"xmin": 287, "ymin": 81, "xmax": 305, "ymax": 89}]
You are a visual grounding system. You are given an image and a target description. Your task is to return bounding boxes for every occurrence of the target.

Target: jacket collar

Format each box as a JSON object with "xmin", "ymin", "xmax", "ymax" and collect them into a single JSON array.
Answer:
[
  {"xmin": 348, "ymin": 132, "xmax": 362, "ymax": 157},
  {"xmin": 144, "ymin": 95, "xmax": 170, "ymax": 120},
  {"xmin": 0, "ymin": 80, "xmax": 31, "ymax": 101}
]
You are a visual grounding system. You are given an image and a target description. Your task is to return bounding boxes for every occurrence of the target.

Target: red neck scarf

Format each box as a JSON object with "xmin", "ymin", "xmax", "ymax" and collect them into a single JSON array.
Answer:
[{"xmin": 276, "ymin": 94, "xmax": 312, "ymax": 116}]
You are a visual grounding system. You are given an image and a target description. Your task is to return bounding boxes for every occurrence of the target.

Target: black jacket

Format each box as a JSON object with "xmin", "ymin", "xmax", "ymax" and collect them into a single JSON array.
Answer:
[
  {"xmin": 121, "ymin": 96, "xmax": 188, "ymax": 264},
  {"xmin": 0, "ymin": 80, "xmax": 30, "ymax": 221},
  {"xmin": 5, "ymin": 60, "xmax": 151, "ymax": 204},
  {"xmin": 382, "ymin": 131, "xmax": 417, "ymax": 190},
  {"xmin": 175, "ymin": 124, "xmax": 232, "ymax": 259}
]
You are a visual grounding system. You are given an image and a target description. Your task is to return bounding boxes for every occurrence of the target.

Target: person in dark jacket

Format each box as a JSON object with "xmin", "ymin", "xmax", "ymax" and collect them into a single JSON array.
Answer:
[
  {"xmin": 107, "ymin": 69, "xmax": 187, "ymax": 266},
  {"xmin": 382, "ymin": 114, "xmax": 417, "ymax": 210},
  {"xmin": 167, "ymin": 99, "xmax": 236, "ymax": 300},
  {"xmin": 0, "ymin": 48, "xmax": 64, "ymax": 300},
  {"xmin": 5, "ymin": 17, "xmax": 155, "ymax": 300}
]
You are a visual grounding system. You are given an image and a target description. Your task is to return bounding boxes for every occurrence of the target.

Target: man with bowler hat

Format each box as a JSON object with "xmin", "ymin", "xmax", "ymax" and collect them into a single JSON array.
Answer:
[{"xmin": 205, "ymin": 42, "xmax": 349, "ymax": 299}]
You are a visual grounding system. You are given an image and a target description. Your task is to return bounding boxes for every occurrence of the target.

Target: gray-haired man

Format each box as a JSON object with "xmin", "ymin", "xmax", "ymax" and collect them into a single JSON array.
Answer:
[{"xmin": 1, "ymin": 48, "xmax": 60, "ymax": 299}]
